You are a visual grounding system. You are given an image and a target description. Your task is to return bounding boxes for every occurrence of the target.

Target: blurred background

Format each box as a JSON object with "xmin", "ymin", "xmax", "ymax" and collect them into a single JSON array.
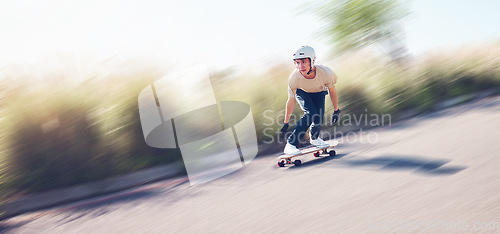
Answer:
[{"xmin": 0, "ymin": 0, "xmax": 499, "ymax": 203}]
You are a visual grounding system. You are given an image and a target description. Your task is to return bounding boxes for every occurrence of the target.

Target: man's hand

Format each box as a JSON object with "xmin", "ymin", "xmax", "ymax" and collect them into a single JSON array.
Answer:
[
  {"xmin": 332, "ymin": 109, "xmax": 341, "ymax": 124},
  {"xmin": 280, "ymin": 123, "xmax": 289, "ymax": 137}
]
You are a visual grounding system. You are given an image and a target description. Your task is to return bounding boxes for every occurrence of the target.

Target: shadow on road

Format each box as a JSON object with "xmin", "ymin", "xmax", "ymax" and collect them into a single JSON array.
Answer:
[
  {"xmin": 76, "ymin": 190, "xmax": 158, "ymax": 210},
  {"xmin": 54, "ymin": 189, "xmax": 162, "ymax": 225},
  {"xmin": 0, "ymin": 220, "xmax": 30, "ymax": 233},
  {"xmin": 287, "ymin": 153, "xmax": 348, "ymax": 169},
  {"xmin": 287, "ymin": 153, "xmax": 466, "ymax": 176},
  {"xmin": 337, "ymin": 154, "xmax": 467, "ymax": 175}
]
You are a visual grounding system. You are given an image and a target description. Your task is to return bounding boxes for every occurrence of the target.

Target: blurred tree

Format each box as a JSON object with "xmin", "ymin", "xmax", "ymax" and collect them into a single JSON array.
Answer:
[{"xmin": 310, "ymin": 0, "xmax": 411, "ymax": 63}]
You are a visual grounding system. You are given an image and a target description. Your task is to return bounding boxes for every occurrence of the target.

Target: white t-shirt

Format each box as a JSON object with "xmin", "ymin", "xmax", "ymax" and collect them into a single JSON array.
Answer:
[{"xmin": 287, "ymin": 64, "xmax": 337, "ymax": 97}]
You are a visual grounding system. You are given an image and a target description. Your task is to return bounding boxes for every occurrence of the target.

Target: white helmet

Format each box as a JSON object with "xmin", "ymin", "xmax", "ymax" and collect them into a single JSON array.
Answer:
[{"xmin": 293, "ymin": 45, "xmax": 316, "ymax": 65}]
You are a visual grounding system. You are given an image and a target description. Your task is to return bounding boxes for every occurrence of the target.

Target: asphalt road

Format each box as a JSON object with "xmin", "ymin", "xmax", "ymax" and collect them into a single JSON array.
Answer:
[{"xmin": 2, "ymin": 96, "xmax": 500, "ymax": 233}]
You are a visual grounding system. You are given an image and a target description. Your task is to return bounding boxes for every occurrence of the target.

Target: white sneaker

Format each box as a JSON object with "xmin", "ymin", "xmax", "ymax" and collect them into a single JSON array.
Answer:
[
  {"xmin": 310, "ymin": 137, "xmax": 329, "ymax": 148},
  {"xmin": 283, "ymin": 143, "xmax": 302, "ymax": 156}
]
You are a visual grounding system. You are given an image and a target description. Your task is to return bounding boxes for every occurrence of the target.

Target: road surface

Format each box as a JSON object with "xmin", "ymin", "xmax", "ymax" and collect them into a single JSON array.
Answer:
[{"xmin": 2, "ymin": 96, "xmax": 500, "ymax": 233}]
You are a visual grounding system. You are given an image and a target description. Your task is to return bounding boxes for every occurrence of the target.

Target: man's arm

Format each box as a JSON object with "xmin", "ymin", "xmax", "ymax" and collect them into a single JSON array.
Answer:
[
  {"xmin": 328, "ymin": 71, "xmax": 339, "ymax": 110},
  {"xmin": 284, "ymin": 96, "xmax": 295, "ymax": 123},
  {"xmin": 328, "ymin": 85, "xmax": 339, "ymax": 111}
]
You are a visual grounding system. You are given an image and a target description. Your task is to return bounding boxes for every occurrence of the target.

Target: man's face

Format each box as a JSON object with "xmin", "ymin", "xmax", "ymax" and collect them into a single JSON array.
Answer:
[{"xmin": 294, "ymin": 58, "xmax": 311, "ymax": 73}]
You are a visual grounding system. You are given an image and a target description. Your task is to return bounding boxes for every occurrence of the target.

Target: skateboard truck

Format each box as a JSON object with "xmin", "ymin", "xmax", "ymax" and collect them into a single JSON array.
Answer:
[
  {"xmin": 314, "ymin": 148, "xmax": 336, "ymax": 158},
  {"xmin": 277, "ymin": 158, "xmax": 302, "ymax": 167}
]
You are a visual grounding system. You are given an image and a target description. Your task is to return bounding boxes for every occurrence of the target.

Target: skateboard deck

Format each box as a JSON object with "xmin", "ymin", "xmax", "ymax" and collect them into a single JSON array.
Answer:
[{"xmin": 276, "ymin": 140, "xmax": 339, "ymax": 167}]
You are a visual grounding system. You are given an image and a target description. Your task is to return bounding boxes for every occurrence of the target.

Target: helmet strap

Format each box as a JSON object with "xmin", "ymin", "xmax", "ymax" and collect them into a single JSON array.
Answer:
[{"xmin": 306, "ymin": 58, "xmax": 313, "ymax": 75}]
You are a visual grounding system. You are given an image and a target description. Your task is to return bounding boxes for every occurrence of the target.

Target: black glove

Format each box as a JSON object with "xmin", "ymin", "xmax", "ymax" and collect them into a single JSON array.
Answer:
[
  {"xmin": 280, "ymin": 123, "xmax": 289, "ymax": 137},
  {"xmin": 332, "ymin": 109, "xmax": 341, "ymax": 124}
]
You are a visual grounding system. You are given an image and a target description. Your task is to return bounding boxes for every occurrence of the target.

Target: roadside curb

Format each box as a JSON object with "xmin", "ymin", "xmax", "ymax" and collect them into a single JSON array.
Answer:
[{"xmin": 0, "ymin": 163, "xmax": 184, "ymax": 221}]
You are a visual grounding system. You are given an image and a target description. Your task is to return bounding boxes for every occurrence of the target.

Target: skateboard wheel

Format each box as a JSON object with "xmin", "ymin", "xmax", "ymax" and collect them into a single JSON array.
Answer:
[
  {"xmin": 313, "ymin": 152, "xmax": 320, "ymax": 157},
  {"xmin": 278, "ymin": 160, "xmax": 285, "ymax": 167},
  {"xmin": 293, "ymin": 160, "xmax": 302, "ymax": 166},
  {"xmin": 329, "ymin": 150, "xmax": 336, "ymax": 157}
]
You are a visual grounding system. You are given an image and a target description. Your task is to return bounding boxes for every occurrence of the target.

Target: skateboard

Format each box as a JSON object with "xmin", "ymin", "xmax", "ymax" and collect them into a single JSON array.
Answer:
[{"xmin": 276, "ymin": 140, "xmax": 339, "ymax": 167}]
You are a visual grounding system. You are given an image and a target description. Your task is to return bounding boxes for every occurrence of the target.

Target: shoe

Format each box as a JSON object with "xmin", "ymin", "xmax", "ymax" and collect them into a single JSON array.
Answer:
[
  {"xmin": 283, "ymin": 142, "xmax": 302, "ymax": 156},
  {"xmin": 310, "ymin": 137, "xmax": 329, "ymax": 148}
]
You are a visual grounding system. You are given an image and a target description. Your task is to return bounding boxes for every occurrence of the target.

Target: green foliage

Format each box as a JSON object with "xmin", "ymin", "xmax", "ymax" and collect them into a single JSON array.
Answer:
[
  {"xmin": 5, "ymin": 89, "xmax": 100, "ymax": 191},
  {"xmin": 0, "ymin": 67, "xmax": 182, "ymax": 198},
  {"xmin": 311, "ymin": 0, "xmax": 410, "ymax": 55},
  {"xmin": 0, "ymin": 44, "xmax": 499, "ymax": 199}
]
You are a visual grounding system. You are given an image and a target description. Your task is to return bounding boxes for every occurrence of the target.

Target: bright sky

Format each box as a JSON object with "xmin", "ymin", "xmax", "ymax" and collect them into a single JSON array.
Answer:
[
  {"xmin": 0, "ymin": 0, "xmax": 499, "ymax": 71},
  {"xmin": 406, "ymin": 0, "xmax": 500, "ymax": 55}
]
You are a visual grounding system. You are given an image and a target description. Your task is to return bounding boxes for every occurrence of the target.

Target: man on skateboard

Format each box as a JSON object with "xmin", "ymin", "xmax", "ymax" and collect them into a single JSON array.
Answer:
[{"xmin": 281, "ymin": 45, "xmax": 340, "ymax": 155}]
